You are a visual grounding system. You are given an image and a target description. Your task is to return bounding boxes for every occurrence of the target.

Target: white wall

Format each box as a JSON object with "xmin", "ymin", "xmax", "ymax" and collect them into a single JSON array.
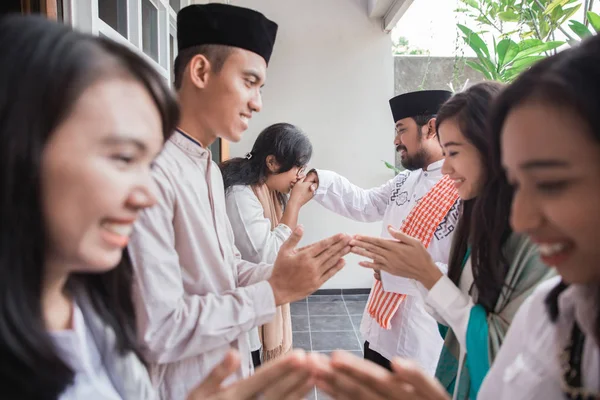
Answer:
[{"xmin": 227, "ymin": 0, "xmax": 395, "ymax": 289}]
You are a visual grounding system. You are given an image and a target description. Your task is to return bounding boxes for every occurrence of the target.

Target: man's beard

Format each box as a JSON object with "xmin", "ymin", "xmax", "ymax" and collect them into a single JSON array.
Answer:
[{"xmin": 398, "ymin": 145, "xmax": 428, "ymax": 171}]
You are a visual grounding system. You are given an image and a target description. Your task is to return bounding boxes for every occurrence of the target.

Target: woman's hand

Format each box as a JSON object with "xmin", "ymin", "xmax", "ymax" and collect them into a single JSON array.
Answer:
[
  {"xmin": 317, "ymin": 350, "xmax": 450, "ymax": 400},
  {"xmin": 349, "ymin": 225, "xmax": 443, "ymax": 290},
  {"xmin": 289, "ymin": 177, "xmax": 317, "ymax": 208},
  {"xmin": 187, "ymin": 350, "xmax": 322, "ymax": 400}
]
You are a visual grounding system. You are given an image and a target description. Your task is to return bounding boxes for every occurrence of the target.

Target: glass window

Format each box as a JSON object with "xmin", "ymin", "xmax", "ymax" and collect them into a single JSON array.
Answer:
[
  {"xmin": 169, "ymin": 0, "xmax": 180, "ymax": 12},
  {"xmin": 170, "ymin": 34, "xmax": 176, "ymax": 83},
  {"xmin": 141, "ymin": 0, "xmax": 159, "ymax": 62},
  {"xmin": 98, "ymin": 0, "xmax": 128, "ymax": 37}
]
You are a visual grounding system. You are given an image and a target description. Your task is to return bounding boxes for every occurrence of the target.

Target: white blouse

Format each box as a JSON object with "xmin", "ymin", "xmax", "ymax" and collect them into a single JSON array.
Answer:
[
  {"xmin": 479, "ymin": 276, "xmax": 600, "ymax": 399},
  {"xmin": 225, "ymin": 185, "xmax": 292, "ymax": 265},
  {"xmin": 225, "ymin": 185, "xmax": 293, "ymax": 352},
  {"xmin": 50, "ymin": 303, "xmax": 122, "ymax": 400}
]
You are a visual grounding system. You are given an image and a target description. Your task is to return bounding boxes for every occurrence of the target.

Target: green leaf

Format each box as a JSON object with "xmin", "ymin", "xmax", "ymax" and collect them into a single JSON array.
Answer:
[
  {"xmin": 497, "ymin": 38, "xmax": 520, "ymax": 68},
  {"xmin": 558, "ymin": 4, "xmax": 582, "ymax": 25},
  {"xmin": 498, "ymin": 10, "xmax": 520, "ymax": 22},
  {"xmin": 587, "ymin": 11, "xmax": 600, "ymax": 33},
  {"xmin": 457, "ymin": 24, "xmax": 490, "ymax": 58},
  {"xmin": 569, "ymin": 20, "xmax": 593, "ymax": 39},
  {"xmin": 461, "ymin": 0, "xmax": 479, "ymax": 8},
  {"xmin": 510, "ymin": 55, "xmax": 546, "ymax": 70},
  {"xmin": 544, "ymin": 0, "xmax": 570, "ymax": 15},
  {"xmin": 466, "ymin": 60, "xmax": 493, "ymax": 80},
  {"xmin": 513, "ymin": 40, "xmax": 563, "ymax": 59}
]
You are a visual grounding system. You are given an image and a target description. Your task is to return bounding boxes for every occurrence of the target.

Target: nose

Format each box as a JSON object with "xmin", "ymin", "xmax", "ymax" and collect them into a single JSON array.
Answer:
[
  {"xmin": 394, "ymin": 133, "xmax": 401, "ymax": 147},
  {"xmin": 128, "ymin": 172, "xmax": 158, "ymax": 210},
  {"xmin": 441, "ymin": 157, "xmax": 453, "ymax": 176},
  {"xmin": 249, "ymin": 89, "xmax": 263, "ymax": 113},
  {"xmin": 510, "ymin": 187, "xmax": 543, "ymax": 234}
]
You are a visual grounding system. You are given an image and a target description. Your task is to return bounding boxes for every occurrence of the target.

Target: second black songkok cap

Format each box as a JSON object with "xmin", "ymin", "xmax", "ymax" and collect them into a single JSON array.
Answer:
[
  {"xmin": 389, "ymin": 90, "xmax": 453, "ymax": 122},
  {"xmin": 177, "ymin": 4, "xmax": 278, "ymax": 64}
]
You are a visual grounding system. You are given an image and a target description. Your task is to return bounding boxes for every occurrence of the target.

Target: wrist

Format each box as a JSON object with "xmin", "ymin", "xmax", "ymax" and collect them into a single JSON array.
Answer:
[
  {"xmin": 421, "ymin": 265, "xmax": 443, "ymax": 290},
  {"xmin": 268, "ymin": 278, "xmax": 287, "ymax": 306}
]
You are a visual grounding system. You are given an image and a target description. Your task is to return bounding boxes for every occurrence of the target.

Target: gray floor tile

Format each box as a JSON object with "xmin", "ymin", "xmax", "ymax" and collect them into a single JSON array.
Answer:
[
  {"xmin": 292, "ymin": 331, "xmax": 311, "ymax": 351},
  {"xmin": 316, "ymin": 349, "xmax": 364, "ymax": 358},
  {"xmin": 316, "ymin": 389, "xmax": 334, "ymax": 400},
  {"xmin": 291, "ymin": 301, "xmax": 308, "ymax": 316},
  {"xmin": 343, "ymin": 294, "xmax": 370, "ymax": 301},
  {"xmin": 311, "ymin": 331, "xmax": 360, "ymax": 351},
  {"xmin": 308, "ymin": 295, "xmax": 344, "ymax": 302},
  {"xmin": 350, "ymin": 314, "xmax": 363, "ymax": 329},
  {"xmin": 310, "ymin": 315, "xmax": 353, "ymax": 332},
  {"xmin": 292, "ymin": 315, "xmax": 309, "ymax": 332},
  {"xmin": 345, "ymin": 301, "xmax": 367, "ymax": 315},
  {"xmin": 308, "ymin": 302, "xmax": 348, "ymax": 316}
]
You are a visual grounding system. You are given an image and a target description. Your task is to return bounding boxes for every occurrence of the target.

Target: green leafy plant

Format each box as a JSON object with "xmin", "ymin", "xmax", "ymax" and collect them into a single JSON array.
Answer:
[
  {"xmin": 458, "ymin": 23, "xmax": 563, "ymax": 82},
  {"xmin": 383, "ymin": 160, "xmax": 402, "ymax": 175},
  {"xmin": 455, "ymin": 0, "xmax": 599, "ymax": 82}
]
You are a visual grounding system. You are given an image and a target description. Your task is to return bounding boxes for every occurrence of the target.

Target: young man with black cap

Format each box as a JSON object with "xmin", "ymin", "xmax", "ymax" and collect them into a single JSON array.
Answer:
[
  {"xmin": 127, "ymin": 4, "xmax": 351, "ymax": 399},
  {"xmin": 305, "ymin": 90, "xmax": 460, "ymax": 374}
]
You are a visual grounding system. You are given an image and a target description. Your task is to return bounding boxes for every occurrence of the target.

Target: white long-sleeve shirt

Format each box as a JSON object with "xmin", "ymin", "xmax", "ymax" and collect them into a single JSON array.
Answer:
[
  {"xmin": 479, "ymin": 276, "xmax": 600, "ymax": 399},
  {"xmin": 128, "ymin": 131, "xmax": 276, "ymax": 400},
  {"xmin": 225, "ymin": 185, "xmax": 293, "ymax": 351},
  {"xmin": 313, "ymin": 160, "xmax": 460, "ymax": 375}
]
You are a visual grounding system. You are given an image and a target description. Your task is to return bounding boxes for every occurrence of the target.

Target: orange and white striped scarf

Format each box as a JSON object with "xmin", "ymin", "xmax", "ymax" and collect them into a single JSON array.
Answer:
[{"xmin": 366, "ymin": 174, "xmax": 459, "ymax": 329}]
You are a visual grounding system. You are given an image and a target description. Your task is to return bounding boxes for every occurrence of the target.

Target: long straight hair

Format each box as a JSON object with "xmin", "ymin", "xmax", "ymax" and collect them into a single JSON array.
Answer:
[
  {"xmin": 0, "ymin": 15, "xmax": 179, "ymax": 398},
  {"xmin": 220, "ymin": 123, "xmax": 312, "ymax": 205},
  {"xmin": 489, "ymin": 35, "xmax": 600, "ymax": 343},
  {"xmin": 436, "ymin": 82, "xmax": 508, "ymax": 312}
]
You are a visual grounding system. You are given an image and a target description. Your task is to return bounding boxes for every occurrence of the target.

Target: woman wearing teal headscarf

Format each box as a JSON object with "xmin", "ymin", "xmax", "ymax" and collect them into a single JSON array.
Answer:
[{"xmin": 349, "ymin": 82, "xmax": 555, "ymax": 399}]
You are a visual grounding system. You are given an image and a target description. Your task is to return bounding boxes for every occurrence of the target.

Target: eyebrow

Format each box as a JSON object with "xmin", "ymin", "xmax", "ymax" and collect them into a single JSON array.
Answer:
[
  {"xmin": 101, "ymin": 136, "xmax": 148, "ymax": 152},
  {"xmin": 442, "ymin": 141, "xmax": 463, "ymax": 148},
  {"xmin": 519, "ymin": 159, "xmax": 570, "ymax": 170}
]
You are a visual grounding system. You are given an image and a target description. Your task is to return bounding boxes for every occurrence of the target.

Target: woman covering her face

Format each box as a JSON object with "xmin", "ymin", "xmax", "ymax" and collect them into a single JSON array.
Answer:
[
  {"xmin": 220, "ymin": 123, "xmax": 315, "ymax": 366},
  {"xmin": 0, "ymin": 15, "xmax": 322, "ymax": 400}
]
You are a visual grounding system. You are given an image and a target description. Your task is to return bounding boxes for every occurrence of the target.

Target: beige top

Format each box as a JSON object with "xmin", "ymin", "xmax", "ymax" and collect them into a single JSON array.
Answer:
[{"xmin": 128, "ymin": 130, "xmax": 276, "ymax": 400}]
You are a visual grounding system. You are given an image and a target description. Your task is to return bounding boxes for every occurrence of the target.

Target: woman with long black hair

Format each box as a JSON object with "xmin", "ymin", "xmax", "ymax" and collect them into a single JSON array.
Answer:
[
  {"xmin": 320, "ymin": 32, "xmax": 600, "ymax": 400},
  {"xmin": 349, "ymin": 82, "xmax": 553, "ymax": 399},
  {"xmin": 0, "ymin": 15, "xmax": 320, "ymax": 399},
  {"xmin": 220, "ymin": 123, "xmax": 315, "ymax": 366}
]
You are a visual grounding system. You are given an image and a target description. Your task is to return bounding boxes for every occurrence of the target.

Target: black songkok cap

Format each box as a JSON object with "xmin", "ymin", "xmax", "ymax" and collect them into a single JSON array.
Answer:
[
  {"xmin": 177, "ymin": 4, "xmax": 278, "ymax": 64},
  {"xmin": 389, "ymin": 90, "xmax": 453, "ymax": 122}
]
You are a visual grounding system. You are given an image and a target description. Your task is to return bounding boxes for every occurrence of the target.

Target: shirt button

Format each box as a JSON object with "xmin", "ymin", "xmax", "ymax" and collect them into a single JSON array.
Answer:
[{"xmin": 424, "ymin": 173, "xmax": 428, "ymax": 177}]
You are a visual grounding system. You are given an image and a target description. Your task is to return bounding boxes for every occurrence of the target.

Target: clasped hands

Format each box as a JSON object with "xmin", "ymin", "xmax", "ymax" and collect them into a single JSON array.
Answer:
[
  {"xmin": 349, "ymin": 225, "xmax": 444, "ymax": 290},
  {"xmin": 188, "ymin": 348, "xmax": 449, "ymax": 400}
]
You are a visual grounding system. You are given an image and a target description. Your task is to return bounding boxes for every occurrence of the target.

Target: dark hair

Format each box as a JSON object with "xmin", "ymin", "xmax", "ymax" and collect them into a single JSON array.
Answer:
[
  {"xmin": 436, "ymin": 82, "xmax": 506, "ymax": 312},
  {"xmin": 0, "ymin": 15, "xmax": 179, "ymax": 398},
  {"xmin": 173, "ymin": 44, "xmax": 234, "ymax": 89},
  {"xmin": 220, "ymin": 123, "xmax": 312, "ymax": 204},
  {"xmin": 489, "ymin": 35, "xmax": 600, "ymax": 338},
  {"xmin": 412, "ymin": 114, "xmax": 436, "ymax": 133}
]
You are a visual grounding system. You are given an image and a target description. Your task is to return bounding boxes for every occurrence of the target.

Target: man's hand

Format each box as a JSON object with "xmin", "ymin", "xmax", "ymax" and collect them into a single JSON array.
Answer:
[
  {"xmin": 350, "ymin": 226, "xmax": 443, "ymax": 290},
  {"xmin": 268, "ymin": 225, "xmax": 351, "ymax": 305},
  {"xmin": 187, "ymin": 350, "xmax": 320, "ymax": 400},
  {"xmin": 304, "ymin": 169, "xmax": 319, "ymax": 187}
]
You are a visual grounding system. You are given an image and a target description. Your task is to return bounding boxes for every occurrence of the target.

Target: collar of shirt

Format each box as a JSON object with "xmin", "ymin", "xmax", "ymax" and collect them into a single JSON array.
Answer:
[
  {"xmin": 426, "ymin": 159, "xmax": 444, "ymax": 172},
  {"xmin": 172, "ymin": 129, "xmax": 210, "ymax": 159},
  {"xmin": 49, "ymin": 302, "xmax": 88, "ymax": 372},
  {"xmin": 559, "ymin": 283, "xmax": 599, "ymax": 340}
]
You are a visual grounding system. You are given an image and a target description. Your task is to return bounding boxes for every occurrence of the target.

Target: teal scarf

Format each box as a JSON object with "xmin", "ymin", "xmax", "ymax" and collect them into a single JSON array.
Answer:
[{"xmin": 434, "ymin": 234, "xmax": 555, "ymax": 399}]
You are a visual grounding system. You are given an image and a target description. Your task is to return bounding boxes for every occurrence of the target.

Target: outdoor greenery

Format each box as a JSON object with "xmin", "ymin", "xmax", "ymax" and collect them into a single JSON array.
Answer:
[{"xmin": 456, "ymin": 0, "xmax": 600, "ymax": 82}]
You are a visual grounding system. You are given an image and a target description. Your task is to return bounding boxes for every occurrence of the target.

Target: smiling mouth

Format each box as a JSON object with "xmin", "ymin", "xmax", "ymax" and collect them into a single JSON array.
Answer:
[
  {"xmin": 537, "ymin": 241, "xmax": 574, "ymax": 266},
  {"xmin": 100, "ymin": 221, "xmax": 134, "ymax": 247}
]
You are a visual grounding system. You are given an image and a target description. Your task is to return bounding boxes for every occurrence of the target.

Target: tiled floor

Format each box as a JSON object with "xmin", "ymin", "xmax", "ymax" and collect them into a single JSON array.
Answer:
[{"xmin": 291, "ymin": 293, "xmax": 368, "ymax": 400}]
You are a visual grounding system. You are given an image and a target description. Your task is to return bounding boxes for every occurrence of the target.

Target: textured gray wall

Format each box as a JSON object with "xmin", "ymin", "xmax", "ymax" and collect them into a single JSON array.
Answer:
[{"xmin": 393, "ymin": 56, "xmax": 484, "ymax": 168}]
